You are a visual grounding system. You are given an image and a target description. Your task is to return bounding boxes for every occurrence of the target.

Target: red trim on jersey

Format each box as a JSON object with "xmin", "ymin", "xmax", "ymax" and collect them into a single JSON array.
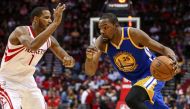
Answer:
[
  {"xmin": 7, "ymin": 46, "xmax": 24, "ymax": 53},
  {"xmin": 5, "ymin": 47, "xmax": 25, "ymax": 62},
  {"xmin": 0, "ymin": 86, "xmax": 14, "ymax": 109},
  {"xmin": 29, "ymin": 26, "xmax": 36, "ymax": 37}
]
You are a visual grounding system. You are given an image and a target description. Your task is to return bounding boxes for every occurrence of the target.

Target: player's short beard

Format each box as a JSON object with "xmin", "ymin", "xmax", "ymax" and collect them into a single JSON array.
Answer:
[{"xmin": 39, "ymin": 22, "xmax": 46, "ymax": 30}]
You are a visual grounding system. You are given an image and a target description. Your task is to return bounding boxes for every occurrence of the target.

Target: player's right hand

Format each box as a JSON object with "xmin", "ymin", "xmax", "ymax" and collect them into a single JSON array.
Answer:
[
  {"xmin": 168, "ymin": 55, "xmax": 180, "ymax": 75},
  {"xmin": 86, "ymin": 45, "xmax": 98, "ymax": 60},
  {"xmin": 53, "ymin": 3, "xmax": 66, "ymax": 25}
]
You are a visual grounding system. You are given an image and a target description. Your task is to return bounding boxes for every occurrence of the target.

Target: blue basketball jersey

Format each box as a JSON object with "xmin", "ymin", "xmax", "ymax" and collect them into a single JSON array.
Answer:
[
  {"xmin": 104, "ymin": 27, "xmax": 155, "ymax": 84},
  {"xmin": 103, "ymin": 27, "xmax": 169, "ymax": 108}
]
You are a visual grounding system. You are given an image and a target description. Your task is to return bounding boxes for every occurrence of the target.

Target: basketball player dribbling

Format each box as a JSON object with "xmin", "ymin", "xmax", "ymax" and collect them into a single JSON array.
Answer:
[
  {"xmin": 0, "ymin": 3, "xmax": 75, "ymax": 109},
  {"xmin": 85, "ymin": 13, "xmax": 179, "ymax": 109}
]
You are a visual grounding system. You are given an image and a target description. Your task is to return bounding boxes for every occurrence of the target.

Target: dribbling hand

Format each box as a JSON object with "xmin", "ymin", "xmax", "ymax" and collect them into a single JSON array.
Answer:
[
  {"xmin": 53, "ymin": 3, "xmax": 66, "ymax": 25},
  {"xmin": 168, "ymin": 55, "xmax": 180, "ymax": 75}
]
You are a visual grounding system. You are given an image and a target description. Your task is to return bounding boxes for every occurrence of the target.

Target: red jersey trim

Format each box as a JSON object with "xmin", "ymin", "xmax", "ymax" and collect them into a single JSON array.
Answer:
[
  {"xmin": 7, "ymin": 45, "xmax": 24, "ymax": 52},
  {"xmin": 0, "ymin": 85, "xmax": 14, "ymax": 109},
  {"xmin": 5, "ymin": 46, "xmax": 25, "ymax": 62}
]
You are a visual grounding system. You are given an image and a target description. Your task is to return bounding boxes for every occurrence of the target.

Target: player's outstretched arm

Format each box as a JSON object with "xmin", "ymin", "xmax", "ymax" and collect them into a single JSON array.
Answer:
[
  {"xmin": 13, "ymin": 3, "xmax": 66, "ymax": 51},
  {"xmin": 85, "ymin": 38, "xmax": 102, "ymax": 76},
  {"xmin": 128, "ymin": 27, "xmax": 179, "ymax": 73},
  {"xmin": 49, "ymin": 36, "xmax": 75, "ymax": 68}
]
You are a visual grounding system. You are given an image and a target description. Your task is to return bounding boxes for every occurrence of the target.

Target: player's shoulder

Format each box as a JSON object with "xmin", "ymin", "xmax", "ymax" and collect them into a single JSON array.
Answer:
[
  {"xmin": 14, "ymin": 26, "xmax": 28, "ymax": 33},
  {"xmin": 8, "ymin": 26, "xmax": 28, "ymax": 45},
  {"xmin": 128, "ymin": 27, "xmax": 144, "ymax": 37},
  {"xmin": 128, "ymin": 27, "xmax": 136, "ymax": 34},
  {"xmin": 8, "ymin": 26, "xmax": 29, "ymax": 38}
]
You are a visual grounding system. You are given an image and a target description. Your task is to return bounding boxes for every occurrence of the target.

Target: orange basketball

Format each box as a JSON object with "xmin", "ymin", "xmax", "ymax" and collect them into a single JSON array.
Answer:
[{"xmin": 150, "ymin": 56, "xmax": 175, "ymax": 81}]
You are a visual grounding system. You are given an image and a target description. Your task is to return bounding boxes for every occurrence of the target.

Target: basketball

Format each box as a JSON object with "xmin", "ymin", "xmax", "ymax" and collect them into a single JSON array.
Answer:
[{"xmin": 150, "ymin": 56, "xmax": 175, "ymax": 81}]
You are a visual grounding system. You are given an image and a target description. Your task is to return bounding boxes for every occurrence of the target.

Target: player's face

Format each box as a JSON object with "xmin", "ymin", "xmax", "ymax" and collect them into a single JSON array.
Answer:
[
  {"xmin": 98, "ymin": 19, "xmax": 116, "ymax": 42},
  {"xmin": 38, "ymin": 10, "xmax": 52, "ymax": 29}
]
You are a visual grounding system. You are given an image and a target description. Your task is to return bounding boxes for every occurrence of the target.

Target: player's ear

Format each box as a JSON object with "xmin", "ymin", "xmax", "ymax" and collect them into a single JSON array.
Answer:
[{"xmin": 33, "ymin": 16, "xmax": 39, "ymax": 23}]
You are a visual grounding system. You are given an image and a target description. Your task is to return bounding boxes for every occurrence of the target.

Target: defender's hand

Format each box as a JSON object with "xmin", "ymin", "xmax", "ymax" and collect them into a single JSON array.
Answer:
[
  {"xmin": 53, "ymin": 3, "xmax": 66, "ymax": 25},
  {"xmin": 86, "ymin": 45, "xmax": 98, "ymax": 60},
  {"xmin": 63, "ymin": 55, "xmax": 75, "ymax": 68}
]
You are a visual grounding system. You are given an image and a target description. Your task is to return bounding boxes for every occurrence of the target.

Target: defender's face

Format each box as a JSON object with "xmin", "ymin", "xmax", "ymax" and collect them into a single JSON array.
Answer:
[
  {"xmin": 98, "ymin": 19, "xmax": 116, "ymax": 41},
  {"xmin": 38, "ymin": 10, "xmax": 52, "ymax": 29}
]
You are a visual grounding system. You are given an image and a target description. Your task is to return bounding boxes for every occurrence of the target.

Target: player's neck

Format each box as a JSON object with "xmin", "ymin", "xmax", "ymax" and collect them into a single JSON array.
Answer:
[
  {"xmin": 31, "ymin": 24, "xmax": 44, "ymax": 36},
  {"xmin": 111, "ymin": 27, "xmax": 122, "ymax": 45}
]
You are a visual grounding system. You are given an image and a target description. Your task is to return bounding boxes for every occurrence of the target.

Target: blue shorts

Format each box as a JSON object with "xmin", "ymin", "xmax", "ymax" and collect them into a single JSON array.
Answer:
[{"xmin": 134, "ymin": 76, "xmax": 169, "ymax": 109}]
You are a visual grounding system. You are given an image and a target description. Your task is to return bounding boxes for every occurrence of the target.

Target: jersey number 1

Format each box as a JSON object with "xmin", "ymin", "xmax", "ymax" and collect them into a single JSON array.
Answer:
[{"xmin": 28, "ymin": 54, "xmax": 34, "ymax": 65}]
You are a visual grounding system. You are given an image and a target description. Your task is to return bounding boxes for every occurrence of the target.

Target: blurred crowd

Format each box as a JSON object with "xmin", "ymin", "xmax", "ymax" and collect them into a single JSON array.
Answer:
[{"xmin": 0, "ymin": 0, "xmax": 190, "ymax": 109}]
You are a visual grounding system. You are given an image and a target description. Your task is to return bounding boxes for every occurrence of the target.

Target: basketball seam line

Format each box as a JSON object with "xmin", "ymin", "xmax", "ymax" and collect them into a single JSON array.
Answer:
[
  {"xmin": 156, "ymin": 58, "xmax": 174, "ymax": 76},
  {"xmin": 151, "ymin": 66, "xmax": 172, "ymax": 80}
]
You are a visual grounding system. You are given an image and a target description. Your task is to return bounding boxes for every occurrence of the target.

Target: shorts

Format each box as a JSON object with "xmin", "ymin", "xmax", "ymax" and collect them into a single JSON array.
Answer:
[
  {"xmin": 0, "ymin": 76, "xmax": 46, "ymax": 109},
  {"xmin": 134, "ymin": 76, "xmax": 169, "ymax": 109}
]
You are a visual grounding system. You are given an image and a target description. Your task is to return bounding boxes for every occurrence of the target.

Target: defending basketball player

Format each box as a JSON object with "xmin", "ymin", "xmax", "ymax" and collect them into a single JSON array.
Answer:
[
  {"xmin": 85, "ymin": 13, "xmax": 179, "ymax": 109},
  {"xmin": 0, "ymin": 3, "xmax": 75, "ymax": 109}
]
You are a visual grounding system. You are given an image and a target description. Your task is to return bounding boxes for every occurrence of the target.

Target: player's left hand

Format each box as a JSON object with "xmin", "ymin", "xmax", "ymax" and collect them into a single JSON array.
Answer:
[
  {"xmin": 63, "ymin": 55, "xmax": 75, "ymax": 68},
  {"xmin": 168, "ymin": 55, "xmax": 180, "ymax": 75},
  {"xmin": 53, "ymin": 3, "xmax": 66, "ymax": 25}
]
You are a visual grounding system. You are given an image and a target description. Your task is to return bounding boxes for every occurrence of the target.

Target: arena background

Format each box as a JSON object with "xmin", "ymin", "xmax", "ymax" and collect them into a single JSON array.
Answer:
[{"xmin": 0, "ymin": 0, "xmax": 190, "ymax": 109}]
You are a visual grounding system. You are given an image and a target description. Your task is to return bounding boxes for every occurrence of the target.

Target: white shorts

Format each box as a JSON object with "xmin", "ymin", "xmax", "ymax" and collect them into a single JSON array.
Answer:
[{"xmin": 0, "ymin": 77, "xmax": 46, "ymax": 109}]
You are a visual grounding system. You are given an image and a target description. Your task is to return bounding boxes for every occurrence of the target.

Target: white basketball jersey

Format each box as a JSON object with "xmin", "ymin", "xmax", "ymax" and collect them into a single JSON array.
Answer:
[{"xmin": 0, "ymin": 26, "xmax": 51, "ymax": 82}]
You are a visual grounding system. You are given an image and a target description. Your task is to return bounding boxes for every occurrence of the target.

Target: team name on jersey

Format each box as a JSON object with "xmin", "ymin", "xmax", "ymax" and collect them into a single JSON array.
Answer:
[{"xmin": 25, "ymin": 48, "xmax": 46, "ymax": 54}]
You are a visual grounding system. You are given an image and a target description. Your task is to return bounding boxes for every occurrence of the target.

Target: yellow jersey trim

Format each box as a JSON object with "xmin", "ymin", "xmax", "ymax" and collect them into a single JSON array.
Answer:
[
  {"xmin": 104, "ymin": 43, "xmax": 108, "ymax": 53},
  {"xmin": 128, "ymin": 27, "xmax": 144, "ymax": 49},
  {"xmin": 111, "ymin": 27, "xmax": 124, "ymax": 49}
]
